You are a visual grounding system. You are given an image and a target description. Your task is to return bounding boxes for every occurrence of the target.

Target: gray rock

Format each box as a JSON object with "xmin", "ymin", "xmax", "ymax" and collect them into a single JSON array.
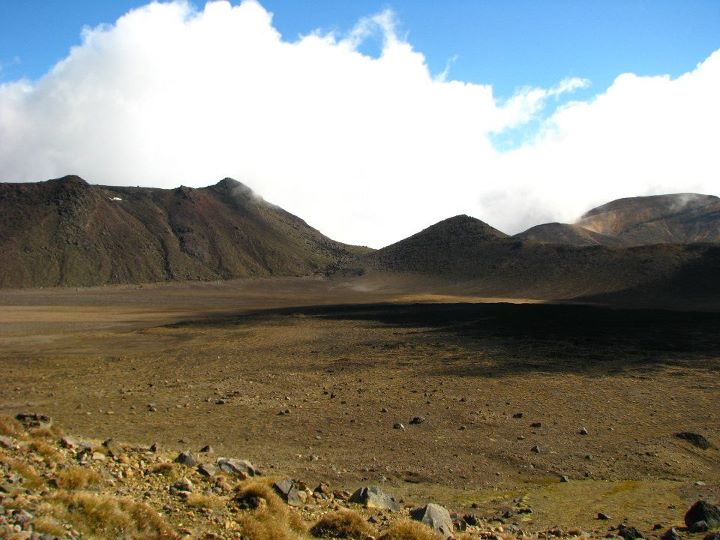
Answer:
[
  {"xmin": 690, "ymin": 521, "xmax": 709, "ymax": 533},
  {"xmin": 560, "ymin": 475, "xmax": 570, "ymax": 483},
  {"xmin": 393, "ymin": 423, "xmax": 405, "ymax": 430},
  {"xmin": 531, "ymin": 445, "xmax": 540, "ymax": 453},
  {"xmin": 15, "ymin": 413, "xmax": 51, "ymax": 429},
  {"xmin": 580, "ymin": 427, "xmax": 589, "ymax": 435},
  {"xmin": 410, "ymin": 503, "xmax": 453, "ymax": 538},
  {"xmin": 174, "ymin": 451, "xmax": 197, "ymax": 467},
  {"xmin": 349, "ymin": 486, "xmax": 400, "ymax": 512},
  {"xmin": 617, "ymin": 524, "xmax": 644, "ymax": 540},
  {"xmin": 273, "ymin": 479, "xmax": 304, "ymax": 507},
  {"xmin": 172, "ymin": 478, "xmax": 193, "ymax": 493},
  {"xmin": 199, "ymin": 445, "xmax": 214, "ymax": 454},
  {"xmin": 216, "ymin": 457, "xmax": 259, "ymax": 477},
  {"xmin": 703, "ymin": 533, "xmax": 720, "ymax": 540},
  {"xmin": 409, "ymin": 416, "xmax": 426, "ymax": 425},
  {"xmin": 685, "ymin": 501, "xmax": 720, "ymax": 529},
  {"xmin": 597, "ymin": 512, "xmax": 611, "ymax": 520},
  {"xmin": 197, "ymin": 463, "xmax": 217, "ymax": 478},
  {"xmin": 661, "ymin": 528, "xmax": 682, "ymax": 540}
]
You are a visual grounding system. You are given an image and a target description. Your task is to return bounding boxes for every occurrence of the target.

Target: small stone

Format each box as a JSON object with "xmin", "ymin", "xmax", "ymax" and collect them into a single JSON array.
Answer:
[
  {"xmin": 580, "ymin": 427, "xmax": 589, "ymax": 435},
  {"xmin": 199, "ymin": 445, "xmax": 214, "ymax": 454},
  {"xmin": 172, "ymin": 478, "xmax": 193, "ymax": 493},
  {"xmin": 617, "ymin": 524, "xmax": 644, "ymax": 540},
  {"xmin": 513, "ymin": 412, "xmax": 523, "ymax": 418},
  {"xmin": 560, "ymin": 475, "xmax": 570, "ymax": 483},
  {"xmin": 660, "ymin": 528, "xmax": 682, "ymax": 540},
  {"xmin": 690, "ymin": 521, "xmax": 709, "ymax": 533},
  {"xmin": 216, "ymin": 457, "xmax": 259, "ymax": 477},
  {"xmin": 0, "ymin": 435, "xmax": 16, "ymax": 449},
  {"xmin": 197, "ymin": 463, "xmax": 217, "ymax": 478},
  {"xmin": 409, "ymin": 416, "xmax": 425, "ymax": 425},
  {"xmin": 597, "ymin": 512, "xmax": 611, "ymax": 520},
  {"xmin": 349, "ymin": 486, "xmax": 400, "ymax": 512},
  {"xmin": 531, "ymin": 445, "xmax": 540, "ymax": 453},
  {"xmin": 393, "ymin": 423, "xmax": 405, "ymax": 430},
  {"xmin": 92, "ymin": 452, "xmax": 106, "ymax": 461},
  {"xmin": 174, "ymin": 451, "xmax": 198, "ymax": 467},
  {"xmin": 531, "ymin": 422, "xmax": 542, "ymax": 428}
]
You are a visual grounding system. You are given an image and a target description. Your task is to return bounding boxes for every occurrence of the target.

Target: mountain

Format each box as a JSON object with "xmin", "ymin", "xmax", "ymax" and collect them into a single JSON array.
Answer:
[
  {"xmin": 577, "ymin": 193, "xmax": 720, "ymax": 245},
  {"xmin": 366, "ymin": 214, "xmax": 720, "ymax": 306},
  {"xmin": 0, "ymin": 175, "xmax": 369, "ymax": 288},
  {"xmin": 514, "ymin": 222, "xmax": 623, "ymax": 247}
]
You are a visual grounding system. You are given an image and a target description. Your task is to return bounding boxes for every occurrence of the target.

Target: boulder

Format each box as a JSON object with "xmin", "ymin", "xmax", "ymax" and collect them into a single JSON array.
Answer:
[
  {"xmin": 273, "ymin": 479, "xmax": 305, "ymax": 507},
  {"xmin": 660, "ymin": 528, "xmax": 682, "ymax": 540},
  {"xmin": 685, "ymin": 501, "xmax": 720, "ymax": 529},
  {"xmin": 349, "ymin": 486, "xmax": 400, "ymax": 512},
  {"xmin": 617, "ymin": 524, "xmax": 644, "ymax": 540},
  {"xmin": 174, "ymin": 451, "xmax": 198, "ymax": 467},
  {"xmin": 216, "ymin": 457, "xmax": 259, "ymax": 477},
  {"xmin": 197, "ymin": 463, "xmax": 217, "ymax": 478},
  {"xmin": 410, "ymin": 503, "xmax": 453, "ymax": 538}
]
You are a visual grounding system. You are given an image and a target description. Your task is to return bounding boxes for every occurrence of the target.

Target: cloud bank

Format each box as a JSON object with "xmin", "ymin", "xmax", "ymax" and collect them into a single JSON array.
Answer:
[{"xmin": 0, "ymin": 0, "xmax": 718, "ymax": 247}]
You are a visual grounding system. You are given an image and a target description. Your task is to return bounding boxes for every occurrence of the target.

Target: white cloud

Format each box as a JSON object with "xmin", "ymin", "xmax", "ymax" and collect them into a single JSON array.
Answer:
[{"xmin": 0, "ymin": 0, "xmax": 718, "ymax": 247}]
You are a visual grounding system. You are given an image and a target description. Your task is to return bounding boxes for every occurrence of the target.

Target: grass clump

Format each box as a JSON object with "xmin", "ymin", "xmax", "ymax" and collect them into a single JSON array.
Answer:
[
  {"xmin": 42, "ymin": 491, "xmax": 177, "ymax": 539},
  {"xmin": 56, "ymin": 466, "xmax": 103, "ymax": 490},
  {"xmin": 0, "ymin": 415, "xmax": 26, "ymax": 439},
  {"xmin": 233, "ymin": 480, "xmax": 306, "ymax": 540},
  {"xmin": 379, "ymin": 520, "xmax": 443, "ymax": 540},
  {"xmin": 0, "ymin": 452, "xmax": 44, "ymax": 489},
  {"xmin": 147, "ymin": 461, "xmax": 178, "ymax": 478},
  {"xmin": 185, "ymin": 493, "xmax": 226, "ymax": 510},
  {"xmin": 31, "ymin": 516, "xmax": 67, "ymax": 537},
  {"xmin": 310, "ymin": 509, "xmax": 374, "ymax": 538},
  {"xmin": 28, "ymin": 440, "xmax": 64, "ymax": 464}
]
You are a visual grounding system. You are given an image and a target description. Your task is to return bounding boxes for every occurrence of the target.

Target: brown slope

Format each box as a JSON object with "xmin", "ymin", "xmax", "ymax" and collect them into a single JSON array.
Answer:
[
  {"xmin": 514, "ymin": 222, "xmax": 624, "ymax": 247},
  {"xmin": 0, "ymin": 175, "xmax": 370, "ymax": 288},
  {"xmin": 578, "ymin": 193, "xmax": 720, "ymax": 245},
  {"xmin": 365, "ymin": 214, "xmax": 720, "ymax": 303}
]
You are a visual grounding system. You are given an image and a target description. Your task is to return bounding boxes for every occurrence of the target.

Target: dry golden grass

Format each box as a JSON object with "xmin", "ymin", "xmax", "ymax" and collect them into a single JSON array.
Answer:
[
  {"xmin": 31, "ymin": 516, "xmax": 67, "ymax": 537},
  {"xmin": 378, "ymin": 520, "xmax": 443, "ymax": 540},
  {"xmin": 42, "ymin": 491, "xmax": 177, "ymax": 540},
  {"xmin": 147, "ymin": 461, "xmax": 179, "ymax": 478},
  {"xmin": 310, "ymin": 509, "xmax": 374, "ymax": 539},
  {"xmin": 28, "ymin": 439, "xmax": 64, "ymax": 464},
  {"xmin": 0, "ymin": 451, "xmax": 44, "ymax": 489},
  {"xmin": 0, "ymin": 415, "xmax": 25, "ymax": 439},
  {"xmin": 56, "ymin": 466, "xmax": 103, "ymax": 490},
  {"xmin": 29, "ymin": 425, "xmax": 64, "ymax": 439},
  {"xmin": 232, "ymin": 481, "xmax": 308, "ymax": 540},
  {"xmin": 185, "ymin": 493, "xmax": 226, "ymax": 510}
]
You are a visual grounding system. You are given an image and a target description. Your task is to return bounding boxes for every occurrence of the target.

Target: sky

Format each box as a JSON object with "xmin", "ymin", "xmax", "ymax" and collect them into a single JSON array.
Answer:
[{"xmin": 0, "ymin": 1, "xmax": 719, "ymax": 247}]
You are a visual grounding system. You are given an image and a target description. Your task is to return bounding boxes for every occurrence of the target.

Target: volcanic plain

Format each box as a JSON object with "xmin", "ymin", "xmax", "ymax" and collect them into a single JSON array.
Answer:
[{"xmin": 1, "ymin": 276, "xmax": 718, "ymax": 535}]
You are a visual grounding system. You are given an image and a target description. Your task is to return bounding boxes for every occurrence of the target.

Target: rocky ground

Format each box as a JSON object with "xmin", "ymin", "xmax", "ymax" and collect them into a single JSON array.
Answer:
[
  {"xmin": 2, "ymin": 413, "xmax": 719, "ymax": 540},
  {"xmin": 1, "ymin": 280, "xmax": 719, "ymax": 539}
]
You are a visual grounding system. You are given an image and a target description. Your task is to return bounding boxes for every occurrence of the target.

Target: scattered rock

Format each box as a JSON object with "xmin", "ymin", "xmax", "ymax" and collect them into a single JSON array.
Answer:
[
  {"xmin": 513, "ymin": 412, "xmax": 524, "ymax": 418},
  {"xmin": 703, "ymin": 533, "xmax": 720, "ymax": 540},
  {"xmin": 0, "ymin": 435, "xmax": 16, "ymax": 449},
  {"xmin": 409, "ymin": 416, "xmax": 426, "ymax": 425},
  {"xmin": 216, "ymin": 457, "xmax": 259, "ymax": 477},
  {"xmin": 560, "ymin": 475, "xmax": 570, "ymax": 483},
  {"xmin": 102, "ymin": 438, "xmax": 123, "ymax": 458},
  {"xmin": 199, "ymin": 445, "xmax": 214, "ymax": 454},
  {"xmin": 463, "ymin": 514, "xmax": 479, "ymax": 526},
  {"xmin": 410, "ymin": 503, "xmax": 453, "ymax": 538},
  {"xmin": 530, "ymin": 422, "xmax": 542, "ymax": 428},
  {"xmin": 393, "ymin": 423, "xmax": 405, "ymax": 430},
  {"xmin": 273, "ymin": 479, "xmax": 305, "ymax": 507},
  {"xmin": 197, "ymin": 463, "xmax": 217, "ymax": 478},
  {"xmin": 675, "ymin": 432, "xmax": 711, "ymax": 449},
  {"xmin": 690, "ymin": 522, "xmax": 710, "ymax": 533},
  {"xmin": 531, "ymin": 445, "xmax": 540, "ymax": 453},
  {"xmin": 617, "ymin": 524, "xmax": 644, "ymax": 540},
  {"xmin": 685, "ymin": 501, "xmax": 720, "ymax": 529},
  {"xmin": 580, "ymin": 427, "xmax": 589, "ymax": 435},
  {"xmin": 597, "ymin": 512, "xmax": 611, "ymax": 520},
  {"xmin": 174, "ymin": 451, "xmax": 198, "ymax": 467},
  {"xmin": 661, "ymin": 528, "xmax": 683, "ymax": 540},
  {"xmin": 15, "ymin": 413, "xmax": 51, "ymax": 429},
  {"xmin": 349, "ymin": 486, "xmax": 400, "ymax": 512},
  {"xmin": 172, "ymin": 478, "xmax": 193, "ymax": 493}
]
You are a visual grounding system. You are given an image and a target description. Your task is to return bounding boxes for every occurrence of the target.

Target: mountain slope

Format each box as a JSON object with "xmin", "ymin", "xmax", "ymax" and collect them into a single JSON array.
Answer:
[
  {"xmin": 366, "ymin": 214, "xmax": 720, "ymax": 304},
  {"xmin": 514, "ymin": 222, "xmax": 624, "ymax": 247},
  {"xmin": 577, "ymin": 193, "xmax": 720, "ymax": 245},
  {"xmin": 0, "ymin": 175, "xmax": 369, "ymax": 288}
]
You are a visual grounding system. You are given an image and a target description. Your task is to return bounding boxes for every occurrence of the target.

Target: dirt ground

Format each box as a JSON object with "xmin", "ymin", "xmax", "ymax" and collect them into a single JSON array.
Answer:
[{"xmin": 1, "ymin": 276, "xmax": 718, "ymax": 535}]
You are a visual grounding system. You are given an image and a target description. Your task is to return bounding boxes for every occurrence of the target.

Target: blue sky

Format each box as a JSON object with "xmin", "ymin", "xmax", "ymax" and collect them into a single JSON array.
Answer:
[
  {"xmin": 1, "ymin": 0, "xmax": 719, "ymax": 98},
  {"xmin": 0, "ymin": 1, "xmax": 718, "ymax": 247}
]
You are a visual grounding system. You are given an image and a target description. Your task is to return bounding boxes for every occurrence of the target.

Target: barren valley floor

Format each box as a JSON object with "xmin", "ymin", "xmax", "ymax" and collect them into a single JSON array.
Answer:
[{"xmin": 1, "ymin": 277, "xmax": 718, "ymax": 533}]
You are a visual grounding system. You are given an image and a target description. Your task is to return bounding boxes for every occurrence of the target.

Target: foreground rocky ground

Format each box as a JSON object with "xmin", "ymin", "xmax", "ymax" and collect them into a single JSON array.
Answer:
[{"xmin": 2, "ymin": 413, "xmax": 719, "ymax": 540}]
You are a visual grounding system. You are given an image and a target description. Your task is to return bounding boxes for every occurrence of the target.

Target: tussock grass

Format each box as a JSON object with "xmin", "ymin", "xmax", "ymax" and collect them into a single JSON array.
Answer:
[
  {"xmin": 0, "ymin": 451, "xmax": 44, "ymax": 489},
  {"xmin": 0, "ymin": 415, "xmax": 26, "ymax": 439},
  {"xmin": 185, "ymin": 493, "xmax": 226, "ymax": 510},
  {"xmin": 379, "ymin": 520, "xmax": 443, "ymax": 540},
  {"xmin": 310, "ymin": 509, "xmax": 374, "ymax": 539},
  {"xmin": 233, "ymin": 480, "xmax": 307, "ymax": 540},
  {"xmin": 28, "ymin": 440, "xmax": 64, "ymax": 464},
  {"xmin": 42, "ymin": 491, "xmax": 177, "ymax": 539},
  {"xmin": 147, "ymin": 461, "xmax": 178, "ymax": 478},
  {"xmin": 29, "ymin": 425, "xmax": 64, "ymax": 439},
  {"xmin": 31, "ymin": 516, "xmax": 67, "ymax": 537},
  {"xmin": 57, "ymin": 466, "xmax": 103, "ymax": 490}
]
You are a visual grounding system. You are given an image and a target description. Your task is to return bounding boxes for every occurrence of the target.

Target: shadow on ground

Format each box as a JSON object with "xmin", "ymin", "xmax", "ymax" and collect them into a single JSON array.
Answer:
[{"xmin": 173, "ymin": 302, "xmax": 720, "ymax": 377}]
